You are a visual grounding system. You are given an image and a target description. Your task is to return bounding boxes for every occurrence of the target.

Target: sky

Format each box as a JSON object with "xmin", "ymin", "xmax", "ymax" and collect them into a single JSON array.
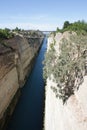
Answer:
[{"xmin": 0, "ymin": 0, "xmax": 87, "ymax": 31}]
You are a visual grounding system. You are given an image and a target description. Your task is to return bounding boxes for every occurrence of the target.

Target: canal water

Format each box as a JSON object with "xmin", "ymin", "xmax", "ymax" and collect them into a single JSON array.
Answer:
[{"xmin": 6, "ymin": 37, "xmax": 47, "ymax": 130}]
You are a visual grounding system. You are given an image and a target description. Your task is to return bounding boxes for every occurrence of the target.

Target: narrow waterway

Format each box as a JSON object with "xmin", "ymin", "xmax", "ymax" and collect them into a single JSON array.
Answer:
[{"xmin": 6, "ymin": 37, "xmax": 47, "ymax": 130}]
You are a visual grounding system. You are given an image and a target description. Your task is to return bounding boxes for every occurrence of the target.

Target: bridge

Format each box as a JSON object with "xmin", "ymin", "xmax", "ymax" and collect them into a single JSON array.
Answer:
[
  {"xmin": 41, "ymin": 30, "xmax": 56, "ymax": 34},
  {"xmin": 41, "ymin": 31, "xmax": 56, "ymax": 32}
]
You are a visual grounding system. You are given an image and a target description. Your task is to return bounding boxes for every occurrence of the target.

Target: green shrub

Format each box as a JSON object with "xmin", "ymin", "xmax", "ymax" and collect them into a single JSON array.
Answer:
[
  {"xmin": 0, "ymin": 28, "xmax": 14, "ymax": 40},
  {"xmin": 43, "ymin": 34, "xmax": 87, "ymax": 103},
  {"xmin": 56, "ymin": 20, "xmax": 87, "ymax": 35}
]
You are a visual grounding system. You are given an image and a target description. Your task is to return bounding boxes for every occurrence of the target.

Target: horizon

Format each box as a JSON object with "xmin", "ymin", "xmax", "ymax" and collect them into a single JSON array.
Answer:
[{"xmin": 0, "ymin": 0, "xmax": 87, "ymax": 31}]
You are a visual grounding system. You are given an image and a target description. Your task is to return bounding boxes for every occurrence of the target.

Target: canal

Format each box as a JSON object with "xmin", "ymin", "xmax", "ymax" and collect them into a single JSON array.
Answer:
[{"xmin": 6, "ymin": 37, "xmax": 47, "ymax": 130}]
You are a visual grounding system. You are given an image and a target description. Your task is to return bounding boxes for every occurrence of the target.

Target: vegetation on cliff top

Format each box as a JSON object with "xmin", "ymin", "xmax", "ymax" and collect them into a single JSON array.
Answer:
[
  {"xmin": 0, "ymin": 28, "xmax": 43, "ymax": 50},
  {"xmin": 0, "ymin": 28, "xmax": 14, "ymax": 41},
  {"xmin": 56, "ymin": 20, "xmax": 87, "ymax": 35},
  {"xmin": 0, "ymin": 27, "xmax": 43, "ymax": 41}
]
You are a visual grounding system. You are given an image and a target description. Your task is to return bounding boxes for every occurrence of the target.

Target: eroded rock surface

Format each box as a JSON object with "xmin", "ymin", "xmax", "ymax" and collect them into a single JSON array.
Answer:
[
  {"xmin": 0, "ymin": 31, "xmax": 44, "ymax": 129},
  {"xmin": 44, "ymin": 31, "xmax": 87, "ymax": 130}
]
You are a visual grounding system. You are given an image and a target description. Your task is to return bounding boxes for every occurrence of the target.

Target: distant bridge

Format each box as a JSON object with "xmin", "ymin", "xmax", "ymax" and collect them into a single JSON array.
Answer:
[
  {"xmin": 41, "ymin": 31, "xmax": 56, "ymax": 33},
  {"xmin": 41, "ymin": 30, "xmax": 56, "ymax": 32}
]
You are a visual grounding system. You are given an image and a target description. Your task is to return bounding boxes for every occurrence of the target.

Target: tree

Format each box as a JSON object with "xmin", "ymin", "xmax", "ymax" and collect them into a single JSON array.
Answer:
[
  {"xmin": 14, "ymin": 27, "xmax": 21, "ymax": 32},
  {"xmin": 56, "ymin": 27, "xmax": 60, "ymax": 32},
  {"xmin": 63, "ymin": 21, "xmax": 70, "ymax": 29}
]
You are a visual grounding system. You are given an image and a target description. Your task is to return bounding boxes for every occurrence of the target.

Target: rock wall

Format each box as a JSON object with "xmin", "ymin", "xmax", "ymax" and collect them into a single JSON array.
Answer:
[
  {"xmin": 44, "ymin": 77, "xmax": 87, "ymax": 130},
  {"xmin": 44, "ymin": 32, "xmax": 87, "ymax": 130},
  {"xmin": 0, "ymin": 31, "xmax": 44, "ymax": 129},
  {"xmin": 0, "ymin": 68, "xmax": 19, "ymax": 118}
]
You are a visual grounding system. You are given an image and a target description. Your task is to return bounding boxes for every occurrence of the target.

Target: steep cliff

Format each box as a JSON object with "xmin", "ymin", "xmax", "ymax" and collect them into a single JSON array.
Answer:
[
  {"xmin": 0, "ymin": 31, "xmax": 44, "ymax": 129},
  {"xmin": 44, "ymin": 31, "xmax": 87, "ymax": 130}
]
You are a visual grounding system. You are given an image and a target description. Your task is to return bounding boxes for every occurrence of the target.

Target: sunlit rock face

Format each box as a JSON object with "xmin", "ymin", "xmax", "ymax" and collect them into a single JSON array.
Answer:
[
  {"xmin": 0, "ymin": 31, "xmax": 44, "ymax": 129},
  {"xmin": 44, "ymin": 31, "xmax": 87, "ymax": 130}
]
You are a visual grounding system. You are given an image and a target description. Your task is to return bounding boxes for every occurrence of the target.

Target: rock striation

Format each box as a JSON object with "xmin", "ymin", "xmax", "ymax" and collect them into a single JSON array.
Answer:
[
  {"xmin": 0, "ymin": 31, "xmax": 44, "ymax": 129},
  {"xmin": 44, "ymin": 31, "xmax": 87, "ymax": 130}
]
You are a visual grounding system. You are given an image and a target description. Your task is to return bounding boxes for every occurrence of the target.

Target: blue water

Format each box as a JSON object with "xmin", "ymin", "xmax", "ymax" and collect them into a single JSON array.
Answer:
[{"xmin": 6, "ymin": 37, "xmax": 47, "ymax": 130}]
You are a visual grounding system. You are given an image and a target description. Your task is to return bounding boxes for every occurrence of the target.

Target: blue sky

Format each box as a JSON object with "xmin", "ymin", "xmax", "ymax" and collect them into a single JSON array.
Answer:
[{"xmin": 0, "ymin": 0, "xmax": 87, "ymax": 30}]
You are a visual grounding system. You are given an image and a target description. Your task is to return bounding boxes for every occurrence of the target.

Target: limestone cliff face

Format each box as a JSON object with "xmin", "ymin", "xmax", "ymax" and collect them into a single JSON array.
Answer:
[
  {"xmin": 44, "ymin": 31, "xmax": 87, "ymax": 130},
  {"xmin": 0, "ymin": 31, "xmax": 44, "ymax": 129},
  {"xmin": 45, "ymin": 76, "xmax": 87, "ymax": 130}
]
